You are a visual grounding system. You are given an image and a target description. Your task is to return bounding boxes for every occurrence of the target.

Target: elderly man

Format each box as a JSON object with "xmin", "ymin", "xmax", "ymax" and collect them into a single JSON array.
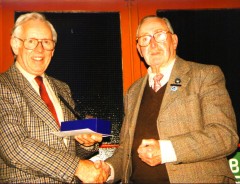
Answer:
[
  {"xmin": 0, "ymin": 12, "xmax": 109, "ymax": 183},
  {"xmin": 103, "ymin": 15, "xmax": 238, "ymax": 183}
]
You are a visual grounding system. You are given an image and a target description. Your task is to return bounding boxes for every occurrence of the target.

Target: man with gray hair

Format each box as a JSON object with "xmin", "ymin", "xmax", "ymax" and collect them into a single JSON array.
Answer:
[
  {"xmin": 0, "ymin": 12, "xmax": 109, "ymax": 183},
  {"xmin": 102, "ymin": 15, "xmax": 238, "ymax": 183}
]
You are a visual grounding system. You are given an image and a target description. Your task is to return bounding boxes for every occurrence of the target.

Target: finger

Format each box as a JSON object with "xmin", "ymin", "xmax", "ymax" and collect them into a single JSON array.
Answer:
[
  {"xmin": 140, "ymin": 157, "xmax": 156, "ymax": 166},
  {"xmin": 91, "ymin": 133, "xmax": 103, "ymax": 142},
  {"xmin": 142, "ymin": 139, "xmax": 156, "ymax": 146},
  {"xmin": 138, "ymin": 143, "xmax": 152, "ymax": 154},
  {"xmin": 81, "ymin": 134, "xmax": 101, "ymax": 144},
  {"xmin": 94, "ymin": 160, "xmax": 102, "ymax": 169},
  {"xmin": 74, "ymin": 136, "xmax": 84, "ymax": 144},
  {"xmin": 82, "ymin": 134, "xmax": 95, "ymax": 143},
  {"xmin": 76, "ymin": 137, "xmax": 91, "ymax": 144},
  {"xmin": 75, "ymin": 135, "xmax": 94, "ymax": 146},
  {"xmin": 139, "ymin": 139, "xmax": 149, "ymax": 147},
  {"xmin": 96, "ymin": 175, "xmax": 103, "ymax": 183},
  {"xmin": 103, "ymin": 163, "xmax": 111, "ymax": 176},
  {"xmin": 147, "ymin": 152, "xmax": 153, "ymax": 158}
]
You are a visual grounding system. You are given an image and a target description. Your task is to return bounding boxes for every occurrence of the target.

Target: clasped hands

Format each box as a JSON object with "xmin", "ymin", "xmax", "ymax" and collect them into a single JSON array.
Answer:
[
  {"xmin": 74, "ymin": 134, "xmax": 161, "ymax": 182},
  {"xmin": 137, "ymin": 139, "xmax": 162, "ymax": 166},
  {"xmin": 74, "ymin": 133, "xmax": 111, "ymax": 183},
  {"xmin": 75, "ymin": 159, "xmax": 110, "ymax": 183}
]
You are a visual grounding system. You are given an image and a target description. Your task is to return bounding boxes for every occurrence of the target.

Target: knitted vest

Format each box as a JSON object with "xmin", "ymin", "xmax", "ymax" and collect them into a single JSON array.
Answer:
[{"xmin": 130, "ymin": 83, "xmax": 170, "ymax": 183}]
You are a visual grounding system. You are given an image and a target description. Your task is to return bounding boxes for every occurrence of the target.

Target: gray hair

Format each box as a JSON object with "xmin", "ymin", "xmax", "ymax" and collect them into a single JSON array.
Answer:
[
  {"xmin": 136, "ymin": 15, "xmax": 174, "ymax": 38},
  {"xmin": 12, "ymin": 12, "xmax": 57, "ymax": 42}
]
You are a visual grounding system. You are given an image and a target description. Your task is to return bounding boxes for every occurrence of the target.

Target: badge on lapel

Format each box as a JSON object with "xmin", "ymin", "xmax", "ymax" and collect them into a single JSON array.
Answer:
[{"xmin": 170, "ymin": 78, "xmax": 182, "ymax": 91}]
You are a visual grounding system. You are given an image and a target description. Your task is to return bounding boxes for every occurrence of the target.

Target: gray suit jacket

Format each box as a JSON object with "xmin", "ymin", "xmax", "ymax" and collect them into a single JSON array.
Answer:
[
  {"xmin": 106, "ymin": 57, "xmax": 239, "ymax": 183},
  {"xmin": 0, "ymin": 64, "xmax": 97, "ymax": 183}
]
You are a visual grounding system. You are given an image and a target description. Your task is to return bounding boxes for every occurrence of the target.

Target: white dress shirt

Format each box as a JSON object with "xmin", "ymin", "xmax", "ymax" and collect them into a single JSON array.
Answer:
[
  {"xmin": 147, "ymin": 59, "xmax": 177, "ymax": 164},
  {"xmin": 15, "ymin": 62, "xmax": 68, "ymax": 146}
]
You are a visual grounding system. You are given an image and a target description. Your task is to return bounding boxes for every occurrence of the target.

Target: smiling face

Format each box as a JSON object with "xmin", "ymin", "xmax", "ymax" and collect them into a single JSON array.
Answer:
[
  {"xmin": 137, "ymin": 17, "xmax": 178, "ymax": 73},
  {"xmin": 11, "ymin": 20, "xmax": 54, "ymax": 76}
]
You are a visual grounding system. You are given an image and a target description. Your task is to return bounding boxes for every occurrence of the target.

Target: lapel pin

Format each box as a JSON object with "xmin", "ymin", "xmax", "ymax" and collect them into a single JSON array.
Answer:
[
  {"xmin": 175, "ymin": 78, "xmax": 181, "ymax": 84},
  {"xmin": 171, "ymin": 86, "xmax": 178, "ymax": 91},
  {"xmin": 170, "ymin": 78, "xmax": 182, "ymax": 91},
  {"xmin": 170, "ymin": 78, "xmax": 182, "ymax": 87}
]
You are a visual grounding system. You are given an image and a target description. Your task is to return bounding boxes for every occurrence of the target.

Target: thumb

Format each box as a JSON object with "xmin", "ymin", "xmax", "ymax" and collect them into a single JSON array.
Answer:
[
  {"xmin": 140, "ymin": 139, "xmax": 155, "ymax": 147},
  {"xmin": 93, "ymin": 160, "xmax": 102, "ymax": 169}
]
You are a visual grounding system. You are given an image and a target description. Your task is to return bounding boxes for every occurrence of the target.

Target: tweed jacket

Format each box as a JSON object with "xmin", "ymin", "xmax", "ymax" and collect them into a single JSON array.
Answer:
[
  {"xmin": 106, "ymin": 57, "xmax": 239, "ymax": 183},
  {"xmin": 0, "ymin": 64, "xmax": 97, "ymax": 183}
]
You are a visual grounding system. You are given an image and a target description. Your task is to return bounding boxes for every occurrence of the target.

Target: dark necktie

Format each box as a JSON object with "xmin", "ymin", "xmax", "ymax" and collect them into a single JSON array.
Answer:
[
  {"xmin": 35, "ymin": 76, "xmax": 60, "ymax": 127},
  {"xmin": 153, "ymin": 73, "xmax": 164, "ymax": 92}
]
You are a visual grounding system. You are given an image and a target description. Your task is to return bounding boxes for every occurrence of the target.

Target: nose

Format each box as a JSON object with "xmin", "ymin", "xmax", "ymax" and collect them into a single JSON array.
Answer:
[
  {"xmin": 35, "ymin": 41, "xmax": 44, "ymax": 52},
  {"xmin": 149, "ymin": 36, "xmax": 158, "ymax": 48}
]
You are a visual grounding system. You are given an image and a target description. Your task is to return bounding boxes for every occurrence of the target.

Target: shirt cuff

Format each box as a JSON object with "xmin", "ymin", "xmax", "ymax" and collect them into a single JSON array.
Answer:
[
  {"xmin": 159, "ymin": 140, "xmax": 177, "ymax": 163},
  {"xmin": 106, "ymin": 163, "xmax": 114, "ymax": 183}
]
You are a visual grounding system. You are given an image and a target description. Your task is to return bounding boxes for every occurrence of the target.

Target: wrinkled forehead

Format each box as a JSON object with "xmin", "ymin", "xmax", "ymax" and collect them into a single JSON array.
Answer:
[{"xmin": 138, "ymin": 17, "xmax": 168, "ymax": 36}]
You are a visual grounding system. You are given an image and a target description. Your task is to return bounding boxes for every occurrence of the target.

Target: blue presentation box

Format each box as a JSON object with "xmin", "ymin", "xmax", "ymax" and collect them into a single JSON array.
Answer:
[{"xmin": 61, "ymin": 118, "xmax": 111, "ymax": 135}]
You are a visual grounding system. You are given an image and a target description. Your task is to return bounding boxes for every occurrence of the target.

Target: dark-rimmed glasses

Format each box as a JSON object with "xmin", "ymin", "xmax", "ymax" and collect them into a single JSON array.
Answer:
[
  {"xmin": 14, "ymin": 37, "xmax": 55, "ymax": 51},
  {"xmin": 136, "ymin": 30, "xmax": 171, "ymax": 47}
]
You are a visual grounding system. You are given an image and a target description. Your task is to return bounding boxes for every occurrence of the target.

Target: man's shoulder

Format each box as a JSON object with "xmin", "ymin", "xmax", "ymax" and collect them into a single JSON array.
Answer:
[
  {"xmin": 178, "ymin": 57, "xmax": 220, "ymax": 70},
  {"xmin": 47, "ymin": 75, "xmax": 71, "ymax": 95},
  {"xmin": 48, "ymin": 76, "xmax": 67, "ymax": 85},
  {"xmin": 0, "ymin": 64, "xmax": 19, "ymax": 85},
  {"xmin": 126, "ymin": 76, "xmax": 146, "ymax": 96}
]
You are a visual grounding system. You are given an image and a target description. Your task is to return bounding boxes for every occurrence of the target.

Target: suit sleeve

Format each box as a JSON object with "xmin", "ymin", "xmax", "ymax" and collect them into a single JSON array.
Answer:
[
  {"xmin": 0, "ymin": 82, "xmax": 79, "ymax": 183},
  {"xmin": 169, "ymin": 65, "xmax": 239, "ymax": 163},
  {"xmin": 105, "ymin": 91, "xmax": 131, "ymax": 182}
]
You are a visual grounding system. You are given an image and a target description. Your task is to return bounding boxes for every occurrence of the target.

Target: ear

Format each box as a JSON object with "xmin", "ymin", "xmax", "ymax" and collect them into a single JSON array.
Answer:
[
  {"xmin": 171, "ymin": 34, "xmax": 178, "ymax": 49},
  {"xmin": 137, "ymin": 44, "xmax": 143, "ymax": 57},
  {"xmin": 10, "ymin": 37, "xmax": 20, "ymax": 55}
]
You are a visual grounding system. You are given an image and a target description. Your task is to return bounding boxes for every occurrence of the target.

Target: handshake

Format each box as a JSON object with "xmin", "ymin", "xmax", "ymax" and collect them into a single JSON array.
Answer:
[
  {"xmin": 75, "ymin": 159, "xmax": 111, "ymax": 183},
  {"xmin": 74, "ymin": 133, "xmax": 111, "ymax": 183},
  {"xmin": 75, "ymin": 160, "xmax": 111, "ymax": 183}
]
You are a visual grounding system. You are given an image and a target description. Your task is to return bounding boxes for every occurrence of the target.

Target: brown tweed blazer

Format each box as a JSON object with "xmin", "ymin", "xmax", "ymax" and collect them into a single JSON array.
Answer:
[
  {"xmin": 0, "ymin": 64, "xmax": 97, "ymax": 183},
  {"xmin": 106, "ymin": 57, "xmax": 239, "ymax": 183}
]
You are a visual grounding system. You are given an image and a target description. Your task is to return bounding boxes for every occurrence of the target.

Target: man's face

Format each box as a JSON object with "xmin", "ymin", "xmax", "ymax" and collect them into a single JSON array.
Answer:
[
  {"xmin": 137, "ymin": 17, "xmax": 178, "ymax": 72},
  {"xmin": 11, "ymin": 20, "xmax": 54, "ymax": 76}
]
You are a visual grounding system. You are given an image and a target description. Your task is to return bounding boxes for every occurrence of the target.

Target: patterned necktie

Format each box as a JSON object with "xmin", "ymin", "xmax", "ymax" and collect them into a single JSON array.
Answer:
[
  {"xmin": 35, "ymin": 76, "xmax": 60, "ymax": 127},
  {"xmin": 153, "ymin": 73, "xmax": 164, "ymax": 92}
]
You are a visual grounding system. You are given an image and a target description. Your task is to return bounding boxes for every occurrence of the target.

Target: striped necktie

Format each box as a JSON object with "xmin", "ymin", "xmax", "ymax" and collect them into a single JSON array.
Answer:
[{"xmin": 153, "ymin": 73, "xmax": 164, "ymax": 92}]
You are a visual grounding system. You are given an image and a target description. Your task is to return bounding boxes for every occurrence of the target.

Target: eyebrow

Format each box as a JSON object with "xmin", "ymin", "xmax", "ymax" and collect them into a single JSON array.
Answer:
[{"xmin": 138, "ymin": 29, "xmax": 169, "ymax": 37}]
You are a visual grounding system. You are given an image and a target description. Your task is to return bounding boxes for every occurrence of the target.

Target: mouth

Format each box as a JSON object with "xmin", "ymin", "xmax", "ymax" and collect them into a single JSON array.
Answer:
[
  {"xmin": 32, "ymin": 56, "xmax": 44, "ymax": 61},
  {"xmin": 149, "ymin": 48, "xmax": 162, "ymax": 55},
  {"xmin": 150, "ymin": 51, "xmax": 161, "ymax": 56}
]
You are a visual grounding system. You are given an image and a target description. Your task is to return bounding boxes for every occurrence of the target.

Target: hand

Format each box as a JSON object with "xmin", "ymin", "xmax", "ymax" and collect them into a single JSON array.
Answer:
[
  {"xmin": 94, "ymin": 160, "xmax": 111, "ymax": 179},
  {"xmin": 75, "ymin": 133, "xmax": 103, "ymax": 147},
  {"xmin": 137, "ymin": 139, "xmax": 162, "ymax": 166},
  {"xmin": 75, "ymin": 160, "xmax": 109, "ymax": 183}
]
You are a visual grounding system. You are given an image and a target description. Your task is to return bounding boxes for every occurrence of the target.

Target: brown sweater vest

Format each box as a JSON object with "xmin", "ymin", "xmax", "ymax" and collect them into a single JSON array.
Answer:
[{"xmin": 130, "ymin": 83, "xmax": 170, "ymax": 183}]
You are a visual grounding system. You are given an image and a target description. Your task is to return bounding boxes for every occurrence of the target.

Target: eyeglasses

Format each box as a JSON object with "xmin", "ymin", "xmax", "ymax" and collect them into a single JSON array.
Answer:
[
  {"xmin": 14, "ymin": 37, "xmax": 55, "ymax": 51},
  {"xmin": 136, "ymin": 30, "xmax": 171, "ymax": 47}
]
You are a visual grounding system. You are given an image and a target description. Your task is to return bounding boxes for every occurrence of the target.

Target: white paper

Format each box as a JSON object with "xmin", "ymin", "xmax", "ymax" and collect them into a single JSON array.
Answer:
[{"xmin": 51, "ymin": 128, "xmax": 111, "ymax": 137}]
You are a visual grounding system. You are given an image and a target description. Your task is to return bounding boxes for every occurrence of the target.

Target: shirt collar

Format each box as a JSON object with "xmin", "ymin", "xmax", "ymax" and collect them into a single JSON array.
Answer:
[
  {"xmin": 15, "ymin": 61, "xmax": 45, "ymax": 84},
  {"xmin": 148, "ymin": 58, "xmax": 176, "ymax": 88}
]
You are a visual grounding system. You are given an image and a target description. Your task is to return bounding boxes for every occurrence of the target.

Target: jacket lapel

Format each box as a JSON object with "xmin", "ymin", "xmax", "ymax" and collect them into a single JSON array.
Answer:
[
  {"xmin": 160, "ymin": 57, "xmax": 191, "ymax": 114},
  {"xmin": 46, "ymin": 76, "xmax": 73, "ymax": 147},
  {"xmin": 127, "ymin": 76, "xmax": 148, "ymax": 146},
  {"xmin": 10, "ymin": 65, "xmax": 59, "ymax": 132}
]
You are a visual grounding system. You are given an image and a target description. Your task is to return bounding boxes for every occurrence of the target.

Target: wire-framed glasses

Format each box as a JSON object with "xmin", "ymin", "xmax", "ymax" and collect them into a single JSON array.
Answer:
[
  {"xmin": 136, "ymin": 30, "xmax": 171, "ymax": 47},
  {"xmin": 14, "ymin": 37, "xmax": 56, "ymax": 51}
]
